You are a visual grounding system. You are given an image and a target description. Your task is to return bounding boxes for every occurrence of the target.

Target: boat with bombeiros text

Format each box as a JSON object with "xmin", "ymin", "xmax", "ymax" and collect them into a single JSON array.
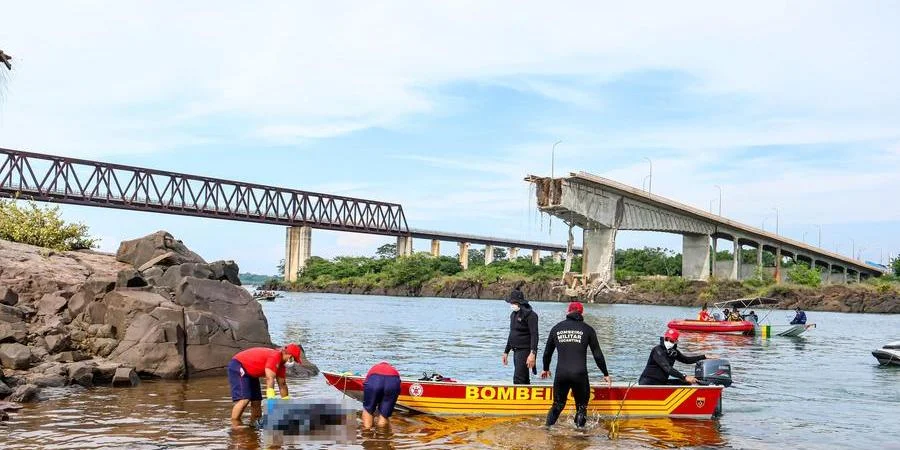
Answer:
[{"xmin": 323, "ymin": 363, "xmax": 729, "ymax": 420}]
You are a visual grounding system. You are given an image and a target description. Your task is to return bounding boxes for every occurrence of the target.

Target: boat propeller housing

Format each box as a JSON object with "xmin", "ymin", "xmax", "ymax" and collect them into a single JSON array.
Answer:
[{"xmin": 695, "ymin": 359, "xmax": 733, "ymax": 387}]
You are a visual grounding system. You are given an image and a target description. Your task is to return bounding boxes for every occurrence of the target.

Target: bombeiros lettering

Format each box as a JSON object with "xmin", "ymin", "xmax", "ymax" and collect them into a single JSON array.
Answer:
[{"xmin": 465, "ymin": 386, "xmax": 595, "ymax": 401}]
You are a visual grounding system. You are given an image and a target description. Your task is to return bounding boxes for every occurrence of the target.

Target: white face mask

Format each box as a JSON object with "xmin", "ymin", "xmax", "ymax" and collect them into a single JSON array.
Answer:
[
  {"xmin": 511, "ymin": 304, "xmax": 520, "ymax": 312},
  {"xmin": 663, "ymin": 341, "xmax": 676, "ymax": 350},
  {"xmin": 285, "ymin": 360, "xmax": 297, "ymax": 368}
]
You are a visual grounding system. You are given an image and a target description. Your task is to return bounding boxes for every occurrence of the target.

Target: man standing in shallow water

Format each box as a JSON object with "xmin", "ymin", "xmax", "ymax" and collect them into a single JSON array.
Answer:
[{"xmin": 227, "ymin": 343, "xmax": 303, "ymax": 428}]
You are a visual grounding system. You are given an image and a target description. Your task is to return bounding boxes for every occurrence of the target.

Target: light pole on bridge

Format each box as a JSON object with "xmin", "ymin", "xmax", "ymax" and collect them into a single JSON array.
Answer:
[
  {"xmin": 849, "ymin": 238, "xmax": 855, "ymax": 260},
  {"xmin": 802, "ymin": 231, "xmax": 809, "ymax": 244},
  {"xmin": 771, "ymin": 207, "xmax": 780, "ymax": 235},
  {"xmin": 644, "ymin": 157, "xmax": 652, "ymax": 194},
  {"xmin": 551, "ymin": 140, "xmax": 562, "ymax": 179},
  {"xmin": 815, "ymin": 225, "xmax": 822, "ymax": 248}
]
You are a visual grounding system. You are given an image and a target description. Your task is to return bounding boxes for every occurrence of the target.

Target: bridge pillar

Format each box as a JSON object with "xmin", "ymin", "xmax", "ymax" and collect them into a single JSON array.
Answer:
[
  {"xmin": 430, "ymin": 239, "xmax": 441, "ymax": 257},
  {"xmin": 711, "ymin": 238, "xmax": 718, "ymax": 278},
  {"xmin": 855, "ymin": 271, "xmax": 861, "ymax": 283},
  {"xmin": 459, "ymin": 242, "xmax": 470, "ymax": 270},
  {"xmin": 757, "ymin": 245, "xmax": 763, "ymax": 270},
  {"xmin": 825, "ymin": 263, "xmax": 833, "ymax": 284},
  {"xmin": 730, "ymin": 239, "xmax": 740, "ymax": 280},
  {"xmin": 583, "ymin": 227, "xmax": 616, "ymax": 285},
  {"xmin": 284, "ymin": 225, "xmax": 311, "ymax": 282},
  {"xmin": 397, "ymin": 236, "xmax": 413, "ymax": 257},
  {"xmin": 842, "ymin": 267, "xmax": 848, "ymax": 284},
  {"xmin": 552, "ymin": 252, "xmax": 562, "ymax": 263},
  {"xmin": 682, "ymin": 234, "xmax": 711, "ymax": 281},
  {"xmin": 531, "ymin": 249, "xmax": 541, "ymax": 265},
  {"xmin": 509, "ymin": 247, "xmax": 519, "ymax": 260},
  {"xmin": 485, "ymin": 245, "xmax": 495, "ymax": 265}
]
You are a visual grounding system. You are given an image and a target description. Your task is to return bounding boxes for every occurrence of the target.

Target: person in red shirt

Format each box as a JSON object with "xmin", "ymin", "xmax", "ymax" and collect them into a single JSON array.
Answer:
[
  {"xmin": 362, "ymin": 361, "xmax": 401, "ymax": 429},
  {"xmin": 698, "ymin": 303, "xmax": 712, "ymax": 321},
  {"xmin": 228, "ymin": 343, "xmax": 303, "ymax": 428}
]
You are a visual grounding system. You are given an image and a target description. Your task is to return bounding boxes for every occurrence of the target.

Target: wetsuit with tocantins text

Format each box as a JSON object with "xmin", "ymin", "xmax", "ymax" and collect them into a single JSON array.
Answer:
[{"xmin": 542, "ymin": 311, "xmax": 608, "ymax": 428}]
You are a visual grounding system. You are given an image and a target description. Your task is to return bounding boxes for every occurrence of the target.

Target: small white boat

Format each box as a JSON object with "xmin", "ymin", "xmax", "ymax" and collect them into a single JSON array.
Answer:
[{"xmin": 872, "ymin": 341, "xmax": 900, "ymax": 366}]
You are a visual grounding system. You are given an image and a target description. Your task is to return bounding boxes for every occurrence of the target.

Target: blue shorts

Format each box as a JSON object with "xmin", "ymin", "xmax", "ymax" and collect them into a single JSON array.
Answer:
[
  {"xmin": 362, "ymin": 374, "xmax": 401, "ymax": 418},
  {"xmin": 228, "ymin": 359, "xmax": 262, "ymax": 402}
]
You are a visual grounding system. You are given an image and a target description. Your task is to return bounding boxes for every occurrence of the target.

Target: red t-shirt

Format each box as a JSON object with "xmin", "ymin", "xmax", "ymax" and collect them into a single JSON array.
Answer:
[
  {"xmin": 366, "ymin": 362, "xmax": 399, "ymax": 378},
  {"xmin": 698, "ymin": 310, "xmax": 711, "ymax": 321},
  {"xmin": 234, "ymin": 347, "xmax": 286, "ymax": 378}
]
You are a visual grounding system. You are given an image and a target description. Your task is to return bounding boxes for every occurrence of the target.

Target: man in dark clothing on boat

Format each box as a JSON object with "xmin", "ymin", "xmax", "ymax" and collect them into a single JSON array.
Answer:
[
  {"xmin": 503, "ymin": 287, "xmax": 539, "ymax": 384},
  {"xmin": 541, "ymin": 301, "xmax": 611, "ymax": 429},
  {"xmin": 639, "ymin": 329, "xmax": 707, "ymax": 386},
  {"xmin": 790, "ymin": 307, "xmax": 807, "ymax": 325}
]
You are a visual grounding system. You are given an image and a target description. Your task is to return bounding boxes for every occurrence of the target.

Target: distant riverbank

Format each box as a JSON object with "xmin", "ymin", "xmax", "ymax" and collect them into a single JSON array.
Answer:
[{"xmin": 268, "ymin": 277, "xmax": 900, "ymax": 314}]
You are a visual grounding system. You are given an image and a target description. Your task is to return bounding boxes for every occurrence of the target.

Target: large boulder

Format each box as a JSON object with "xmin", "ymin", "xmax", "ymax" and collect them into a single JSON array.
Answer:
[
  {"xmin": 116, "ymin": 231, "xmax": 205, "ymax": 269},
  {"xmin": 112, "ymin": 367, "xmax": 140, "ymax": 387},
  {"xmin": 44, "ymin": 334, "xmax": 70, "ymax": 354},
  {"xmin": 116, "ymin": 269, "xmax": 148, "ymax": 289},
  {"xmin": 0, "ymin": 379, "xmax": 11, "ymax": 397},
  {"xmin": 0, "ymin": 322, "xmax": 27, "ymax": 344},
  {"xmin": 209, "ymin": 260, "xmax": 241, "ymax": 286},
  {"xmin": 158, "ymin": 263, "xmax": 214, "ymax": 290},
  {"xmin": 67, "ymin": 362, "xmax": 95, "ymax": 387},
  {"xmin": 0, "ymin": 343, "xmax": 32, "ymax": 370},
  {"xmin": 0, "ymin": 288, "xmax": 17, "ymax": 306},
  {"xmin": 176, "ymin": 277, "xmax": 271, "ymax": 344}
]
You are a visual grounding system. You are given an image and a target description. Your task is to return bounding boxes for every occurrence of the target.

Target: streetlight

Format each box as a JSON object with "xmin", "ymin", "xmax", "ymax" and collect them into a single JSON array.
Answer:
[
  {"xmin": 849, "ymin": 238, "xmax": 855, "ymax": 259},
  {"xmin": 771, "ymin": 207, "xmax": 780, "ymax": 235},
  {"xmin": 802, "ymin": 231, "xmax": 809, "ymax": 244},
  {"xmin": 857, "ymin": 246, "xmax": 866, "ymax": 261},
  {"xmin": 551, "ymin": 140, "xmax": 562, "ymax": 179},
  {"xmin": 644, "ymin": 157, "xmax": 652, "ymax": 194},
  {"xmin": 815, "ymin": 225, "xmax": 822, "ymax": 248},
  {"xmin": 714, "ymin": 185, "xmax": 722, "ymax": 216}
]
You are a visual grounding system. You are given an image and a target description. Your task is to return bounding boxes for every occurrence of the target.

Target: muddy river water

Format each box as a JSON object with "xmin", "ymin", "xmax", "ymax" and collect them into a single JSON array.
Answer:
[{"xmin": 2, "ymin": 293, "xmax": 899, "ymax": 449}]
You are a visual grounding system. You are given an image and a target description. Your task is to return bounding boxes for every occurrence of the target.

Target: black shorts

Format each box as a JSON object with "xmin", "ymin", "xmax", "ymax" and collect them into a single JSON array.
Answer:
[{"xmin": 228, "ymin": 358, "xmax": 262, "ymax": 402}]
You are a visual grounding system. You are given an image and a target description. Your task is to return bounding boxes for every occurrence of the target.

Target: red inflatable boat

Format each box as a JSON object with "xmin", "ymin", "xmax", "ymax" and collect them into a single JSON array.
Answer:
[{"xmin": 667, "ymin": 319, "xmax": 754, "ymax": 335}]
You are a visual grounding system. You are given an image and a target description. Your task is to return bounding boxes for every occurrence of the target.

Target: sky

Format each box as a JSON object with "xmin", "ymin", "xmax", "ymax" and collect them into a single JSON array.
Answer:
[{"xmin": 1, "ymin": 1, "xmax": 900, "ymax": 275}]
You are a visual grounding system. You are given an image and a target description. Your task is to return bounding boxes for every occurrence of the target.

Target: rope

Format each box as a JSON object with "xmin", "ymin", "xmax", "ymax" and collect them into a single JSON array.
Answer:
[{"xmin": 607, "ymin": 380, "xmax": 636, "ymax": 440}]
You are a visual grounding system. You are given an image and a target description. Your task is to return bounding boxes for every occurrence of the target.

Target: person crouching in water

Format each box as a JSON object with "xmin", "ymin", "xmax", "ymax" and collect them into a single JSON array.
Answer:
[
  {"xmin": 541, "ymin": 301, "xmax": 611, "ymax": 429},
  {"xmin": 639, "ymin": 330, "xmax": 710, "ymax": 385},
  {"xmin": 362, "ymin": 361, "xmax": 401, "ymax": 429},
  {"xmin": 502, "ymin": 287, "xmax": 538, "ymax": 384},
  {"xmin": 228, "ymin": 343, "xmax": 303, "ymax": 428}
]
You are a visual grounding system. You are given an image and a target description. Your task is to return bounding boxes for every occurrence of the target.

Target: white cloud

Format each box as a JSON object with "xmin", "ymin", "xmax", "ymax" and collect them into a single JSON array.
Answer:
[{"xmin": 2, "ymin": 1, "xmax": 900, "ymax": 152}]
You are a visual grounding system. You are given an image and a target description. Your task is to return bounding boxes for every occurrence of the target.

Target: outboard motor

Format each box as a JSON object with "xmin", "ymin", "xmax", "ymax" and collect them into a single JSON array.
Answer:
[{"xmin": 695, "ymin": 359, "xmax": 732, "ymax": 387}]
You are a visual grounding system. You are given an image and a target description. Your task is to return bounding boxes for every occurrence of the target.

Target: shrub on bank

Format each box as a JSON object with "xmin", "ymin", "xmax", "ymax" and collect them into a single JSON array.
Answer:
[
  {"xmin": 0, "ymin": 198, "xmax": 98, "ymax": 251},
  {"xmin": 633, "ymin": 277, "xmax": 689, "ymax": 295},
  {"xmin": 786, "ymin": 264, "xmax": 822, "ymax": 288}
]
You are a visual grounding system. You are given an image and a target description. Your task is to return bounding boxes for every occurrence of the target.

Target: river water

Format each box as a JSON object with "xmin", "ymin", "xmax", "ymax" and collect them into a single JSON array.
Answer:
[{"xmin": 2, "ymin": 293, "xmax": 899, "ymax": 449}]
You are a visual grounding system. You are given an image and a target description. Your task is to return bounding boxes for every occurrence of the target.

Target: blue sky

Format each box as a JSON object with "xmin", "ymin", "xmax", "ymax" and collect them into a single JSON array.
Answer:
[{"xmin": 2, "ymin": 2, "xmax": 900, "ymax": 274}]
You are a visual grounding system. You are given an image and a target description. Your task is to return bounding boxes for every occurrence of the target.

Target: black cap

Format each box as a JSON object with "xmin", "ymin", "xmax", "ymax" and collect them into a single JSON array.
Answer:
[{"xmin": 506, "ymin": 288, "xmax": 526, "ymax": 304}]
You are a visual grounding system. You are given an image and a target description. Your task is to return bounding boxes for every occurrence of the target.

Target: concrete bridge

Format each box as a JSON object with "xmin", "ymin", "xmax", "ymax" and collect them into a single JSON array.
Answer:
[
  {"xmin": 527, "ymin": 172, "xmax": 887, "ymax": 285},
  {"xmin": 0, "ymin": 148, "xmax": 574, "ymax": 282}
]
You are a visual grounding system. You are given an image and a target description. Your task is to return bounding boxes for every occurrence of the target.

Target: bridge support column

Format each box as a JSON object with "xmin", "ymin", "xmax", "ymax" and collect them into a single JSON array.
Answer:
[
  {"xmin": 430, "ymin": 240, "xmax": 441, "ymax": 257},
  {"xmin": 855, "ymin": 271, "xmax": 861, "ymax": 283},
  {"xmin": 775, "ymin": 248, "xmax": 783, "ymax": 283},
  {"xmin": 397, "ymin": 236, "xmax": 413, "ymax": 257},
  {"xmin": 485, "ymin": 245, "xmax": 495, "ymax": 265},
  {"xmin": 459, "ymin": 242, "xmax": 470, "ymax": 270},
  {"xmin": 531, "ymin": 249, "xmax": 541, "ymax": 265},
  {"xmin": 842, "ymin": 267, "xmax": 848, "ymax": 284},
  {"xmin": 757, "ymin": 246, "xmax": 763, "ymax": 271},
  {"xmin": 711, "ymin": 238, "xmax": 718, "ymax": 278},
  {"xmin": 825, "ymin": 263, "xmax": 832, "ymax": 284},
  {"xmin": 682, "ymin": 234, "xmax": 711, "ymax": 281},
  {"xmin": 730, "ymin": 239, "xmax": 740, "ymax": 280},
  {"xmin": 509, "ymin": 247, "xmax": 519, "ymax": 260},
  {"xmin": 583, "ymin": 227, "xmax": 616, "ymax": 285},
  {"xmin": 284, "ymin": 225, "xmax": 311, "ymax": 282},
  {"xmin": 552, "ymin": 252, "xmax": 562, "ymax": 263}
]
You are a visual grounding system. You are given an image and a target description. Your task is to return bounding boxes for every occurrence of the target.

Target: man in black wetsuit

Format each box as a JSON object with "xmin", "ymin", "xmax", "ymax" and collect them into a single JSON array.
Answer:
[
  {"xmin": 502, "ymin": 287, "xmax": 538, "ymax": 384},
  {"xmin": 639, "ymin": 329, "xmax": 708, "ymax": 385},
  {"xmin": 541, "ymin": 301, "xmax": 611, "ymax": 429}
]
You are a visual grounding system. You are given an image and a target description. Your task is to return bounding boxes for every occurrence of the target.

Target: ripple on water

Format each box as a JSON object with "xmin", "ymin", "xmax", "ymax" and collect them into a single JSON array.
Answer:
[{"xmin": 4, "ymin": 295, "xmax": 900, "ymax": 449}]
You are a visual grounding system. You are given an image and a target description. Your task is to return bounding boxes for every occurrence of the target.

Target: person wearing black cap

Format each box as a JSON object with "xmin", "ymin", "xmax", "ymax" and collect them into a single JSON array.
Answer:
[
  {"xmin": 541, "ymin": 301, "xmax": 610, "ymax": 429},
  {"xmin": 502, "ymin": 287, "xmax": 539, "ymax": 384}
]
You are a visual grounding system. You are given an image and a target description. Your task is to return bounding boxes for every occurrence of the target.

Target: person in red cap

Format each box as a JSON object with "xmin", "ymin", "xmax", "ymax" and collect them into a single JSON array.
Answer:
[
  {"xmin": 541, "ymin": 301, "xmax": 610, "ymax": 429},
  {"xmin": 638, "ymin": 329, "xmax": 708, "ymax": 385},
  {"xmin": 227, "ymin": 343, "xmax": 303, "ymax": 428},
  {"xmin": 361, "ymin": 361, "xmax": 401, "ymax": 429}
]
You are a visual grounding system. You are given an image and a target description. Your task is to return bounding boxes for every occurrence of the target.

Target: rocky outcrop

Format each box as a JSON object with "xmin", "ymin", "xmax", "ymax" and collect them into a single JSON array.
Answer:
[
  {"xmin": 1, "ymin": 230, "xmax": 283, "ymax": 409},
  {"xmin": 116, "ymin": 231, "xmax": 205, "ymax": 269}
]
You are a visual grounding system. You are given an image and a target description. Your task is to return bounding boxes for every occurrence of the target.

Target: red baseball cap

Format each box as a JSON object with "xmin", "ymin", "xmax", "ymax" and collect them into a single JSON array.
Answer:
[
  {"xmin": 664, "ymin": 328, "xmax": 680, "ymax": 342},
  {"xmin": 567, "ymin": 301, "xmax": 584, "ymax": 315},
  {"xmin": 284, "ymin": 343, "xmax": 303, "ymax": 362}
]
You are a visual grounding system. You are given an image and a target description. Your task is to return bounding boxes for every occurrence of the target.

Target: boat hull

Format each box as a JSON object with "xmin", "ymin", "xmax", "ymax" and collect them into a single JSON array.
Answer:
[
  {"xmin": 668, "ymin": 320, "xmax": 754, "ymax": 335},
  {"xmin": 872, "ymin": 350, "xmax": 900, "ymax": 366},
  {"xmin": 323, "ymin": 372, "xmax": 723, "ymax": 419}
]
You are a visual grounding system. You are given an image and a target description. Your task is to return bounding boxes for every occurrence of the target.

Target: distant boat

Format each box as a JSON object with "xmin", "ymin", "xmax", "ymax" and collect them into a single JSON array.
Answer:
[{"xmin": 668, "ymin": 297, "xmax": 815, "ymax": 338}]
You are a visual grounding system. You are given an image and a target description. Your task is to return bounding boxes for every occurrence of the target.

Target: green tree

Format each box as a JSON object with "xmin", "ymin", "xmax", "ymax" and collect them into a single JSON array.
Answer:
[
  {"xmin": 493, "ymin": 247, "xmax": 508, "ymax": 260},
  {"xmin": 0, "ymin": 199, "xmax": 98, "ymax": 251},
  {"xmin": 892, "ymin": 256, "xmax": 900, "ymax": 276},
  {"xmin": 375, "ymin": 243, "xmax": 397, "ymax": 259},
  {"xmin": 787, "ymin": 263, "xmax": 821, "ymax": 287}
]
